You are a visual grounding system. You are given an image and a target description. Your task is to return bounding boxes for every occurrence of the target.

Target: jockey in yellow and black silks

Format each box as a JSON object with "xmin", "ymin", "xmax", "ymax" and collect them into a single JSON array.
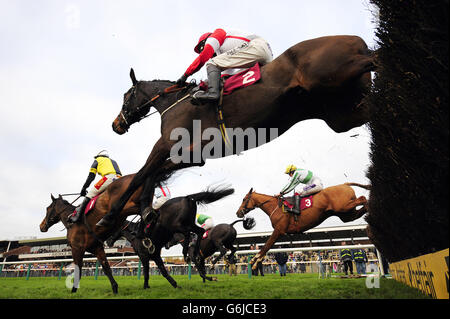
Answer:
[{"xmin": 69, "ymin": 150, "xmax": 122, "ymax": 224}]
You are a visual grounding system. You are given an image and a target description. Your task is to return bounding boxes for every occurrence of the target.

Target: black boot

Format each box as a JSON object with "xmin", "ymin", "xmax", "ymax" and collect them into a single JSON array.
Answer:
[
  {"xmin": 96, "ymin": 207, "xmax": 119, "ymax": 227},
  {"xmin": 68, "ymin": 197, "xmax": 90, "ymax": 224},
  {"xmin": 192, "ymin": 64, "xmax": 221, "ymax": 103},
  {"xmin": 292, "ymin": 195, "xmax": 300, "ymax": 215}
]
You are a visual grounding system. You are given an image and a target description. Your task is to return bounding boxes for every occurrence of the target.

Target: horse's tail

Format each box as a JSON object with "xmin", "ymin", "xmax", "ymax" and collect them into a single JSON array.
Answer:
[
  {"xmin": 188, "ymin": 186, "xmax": 235, "ymax": 205},
  {"xmin": 345, "ymin": 182, "xmax": 371, "ymax": 190},
  {"xmin": 230, "ymin": 217, "xmax": 256, "ymax": 230}
]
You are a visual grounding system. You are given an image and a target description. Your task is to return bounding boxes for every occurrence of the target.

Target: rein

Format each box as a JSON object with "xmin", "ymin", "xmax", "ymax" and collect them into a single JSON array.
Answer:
[{"xmin": 121, "ymin": 84, "xmax": 187, "ymax": 125}]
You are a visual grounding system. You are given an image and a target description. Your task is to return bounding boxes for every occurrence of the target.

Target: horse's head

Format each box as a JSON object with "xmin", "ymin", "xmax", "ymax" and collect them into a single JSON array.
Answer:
[
  {"xmin": 112, "ymin": 68, "xmax": 156, "ymax": 135},
  {"xmin": 236, "ymin": 188, "xmax": 255, "ymax": 218},
  {"xmin": 40, "ymin": 194, "xmax": 69, "ymax": 232}
]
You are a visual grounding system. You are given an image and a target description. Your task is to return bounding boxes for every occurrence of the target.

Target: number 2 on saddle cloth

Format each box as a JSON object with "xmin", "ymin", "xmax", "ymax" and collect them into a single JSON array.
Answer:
[{"xmin": 198, "ymin": 63, "xmax": 261, "ymax": 95}]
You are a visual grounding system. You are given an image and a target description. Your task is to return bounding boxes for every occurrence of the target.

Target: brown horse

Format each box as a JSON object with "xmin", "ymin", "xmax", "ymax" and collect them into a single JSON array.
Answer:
[
  {"xmin": 39, "ymin": 174, "xmax": 145, "ymax": 293},
  {"xmin": 98, "ymin": 35, "xmax": 375, "ymax": 228},
  {"xmin": 235, "ymin": 183, "xmax": 370, "ymax": 269}
]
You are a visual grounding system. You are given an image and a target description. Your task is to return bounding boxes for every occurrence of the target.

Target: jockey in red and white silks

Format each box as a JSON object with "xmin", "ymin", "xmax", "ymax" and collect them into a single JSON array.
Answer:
[
  {"xmin": 176, "ymin": 28, "xmax": 273, "ymax": 103},
  {"xmin": 152, "ymin": 183, "xmax": 171, "ymax": 210}
]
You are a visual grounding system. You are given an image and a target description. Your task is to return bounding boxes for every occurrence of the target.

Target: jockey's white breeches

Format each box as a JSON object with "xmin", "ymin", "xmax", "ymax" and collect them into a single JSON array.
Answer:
[{"xmin": 298, "ymin": 177, "xmax": 324, "ymax": 196}]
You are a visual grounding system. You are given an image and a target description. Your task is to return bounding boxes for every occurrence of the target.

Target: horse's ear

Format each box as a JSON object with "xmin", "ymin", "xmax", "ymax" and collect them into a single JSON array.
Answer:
[
  {"xmin": 58, "ymin": 194, "xmax": 62, "ymax": 199},
  {"xmin": 130, "ymin": 68, "xmax": 137, "ymax": 85},
  {"xmin": 249, "ymin": 188, "xmax": 253, "ymax": 194},
  {"xmin": 51, "ymin": 194, "xmax": 56, "ymax": 201}
]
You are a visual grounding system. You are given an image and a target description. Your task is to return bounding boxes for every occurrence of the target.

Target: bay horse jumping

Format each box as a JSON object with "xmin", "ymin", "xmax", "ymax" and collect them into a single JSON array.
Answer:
[
  {"xmin": 235, "ymin": 183, "xmax": 370, "ymax": 269},
  {"xmin": 98, "ymin": 35, "xmax": 375, "ymax": 228}
]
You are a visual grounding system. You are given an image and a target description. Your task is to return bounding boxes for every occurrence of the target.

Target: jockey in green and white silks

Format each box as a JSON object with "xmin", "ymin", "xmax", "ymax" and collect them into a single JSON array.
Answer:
[
  {"xmin": 279, "ymin": 164, "xmax": 323, "ymax": 197},
  {"xmin": 276, "ymin": 164, "xmax": 323, "ymax": 215},
  {"xmin": 196, "ymin": 213, "xmax": 214, "ymax": 231}
]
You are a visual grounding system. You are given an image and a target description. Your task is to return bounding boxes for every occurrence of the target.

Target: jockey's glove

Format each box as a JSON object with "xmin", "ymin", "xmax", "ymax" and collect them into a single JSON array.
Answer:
[{"xmin": 176, "ymin": 74, "xmax": 187, "ymax": 87}]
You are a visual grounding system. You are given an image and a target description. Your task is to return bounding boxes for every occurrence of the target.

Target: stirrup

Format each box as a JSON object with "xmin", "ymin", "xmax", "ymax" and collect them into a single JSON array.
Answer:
[{"xmin": 142, "ymin": 238, "xmax": 155, "ymax": 254}]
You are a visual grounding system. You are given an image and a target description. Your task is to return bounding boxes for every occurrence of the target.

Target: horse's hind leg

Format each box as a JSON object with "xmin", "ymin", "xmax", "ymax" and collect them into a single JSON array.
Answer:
[
  {"xmin": 95, "ymin": 247, "xmax": 118, "ymax": 294},
  {"xmin": 338, "ymin": 196, "xmax": 368, "ymax": 222},
  {"xmin": 142, "ymin": 258, "xmax": 150, "ymax": 289},
  {"xmin": 211, "ymin": 241, "xmax": 228, "ymax": 265}
]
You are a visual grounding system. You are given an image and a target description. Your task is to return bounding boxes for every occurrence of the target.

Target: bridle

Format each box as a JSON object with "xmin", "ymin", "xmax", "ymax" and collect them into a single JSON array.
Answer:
[
  {"xmin": 44, "ymin": 195, "xmax": 80, "ymax": 230},
  {"xmin": 240, "ymin": 191, "xmax": 272, "ymax": 216},
  {"xmin": 119, "ymin": 82, "xmax": 185, "ymax": 131}
]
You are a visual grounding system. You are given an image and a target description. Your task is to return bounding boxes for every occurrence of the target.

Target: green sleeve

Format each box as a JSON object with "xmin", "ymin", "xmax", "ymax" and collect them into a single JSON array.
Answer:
[{"xmin": 280, "ymin": 172, "xmax": 300, "ymax": 194}]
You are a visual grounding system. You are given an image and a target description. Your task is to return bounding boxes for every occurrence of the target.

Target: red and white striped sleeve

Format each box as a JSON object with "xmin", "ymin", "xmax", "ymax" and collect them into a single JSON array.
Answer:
[{"xmin": 184, "ymin": 28, "xmax": 226, "ymax": 77}]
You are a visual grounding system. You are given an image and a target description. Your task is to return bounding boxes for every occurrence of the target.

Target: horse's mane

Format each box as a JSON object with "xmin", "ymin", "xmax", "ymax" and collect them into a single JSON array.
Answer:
[
  {"xmin": 57, "ymin": 196, "xmax": 75, "ymax": 209},
  {"xmin": 149, "ymin": 79, "xmax": 175, "ymax": 85}
]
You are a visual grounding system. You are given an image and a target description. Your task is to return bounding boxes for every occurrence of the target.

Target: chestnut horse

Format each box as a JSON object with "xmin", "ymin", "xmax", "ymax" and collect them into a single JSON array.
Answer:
[
  {"xmin": 98, "ymin": 35, "xmax": 375, "ymax": 228},
  {"xmin": 235, "ymin": 183, "xmax": 370, "ymax": 269}
]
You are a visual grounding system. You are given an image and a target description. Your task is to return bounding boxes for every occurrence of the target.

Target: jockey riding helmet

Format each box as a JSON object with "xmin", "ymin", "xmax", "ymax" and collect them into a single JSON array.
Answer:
[
  {"xmin": 95, "ymin": 150, "xmax": 109, "ymax": 158},
  {"xmin": 285, "ymin": 164, "xmax": 297, "ymax": 175},
  {"xmin": 194, "ymin": 32, "xmax": 212, "ymax": 53}
]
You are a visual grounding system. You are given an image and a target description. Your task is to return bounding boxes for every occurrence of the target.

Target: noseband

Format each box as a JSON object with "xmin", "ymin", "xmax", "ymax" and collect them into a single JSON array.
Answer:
[
  {"xmin": 240, "ymin": 192, "xmax": 271, "ymax": 215},
  {"xmin": 119, "ymin": 83, "xmax": 185, "ymax": 130}
]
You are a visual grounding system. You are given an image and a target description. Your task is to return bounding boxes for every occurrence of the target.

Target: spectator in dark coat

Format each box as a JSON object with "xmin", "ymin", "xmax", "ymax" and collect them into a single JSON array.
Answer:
[
  {"xmin": 274, "ymin": 252, "xmax": 289, "ymax": 276},
  {"xmin": 339, "ymin": 241, "xmax": 354, "ymax": 275},
  {"xmin": 353, "ymin": 247, "xmax": 368, "ymax": 274}
]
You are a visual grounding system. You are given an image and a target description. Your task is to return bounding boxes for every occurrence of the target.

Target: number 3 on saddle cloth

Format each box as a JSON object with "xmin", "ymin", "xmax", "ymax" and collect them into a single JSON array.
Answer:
[
  {"xmin": 281, "ymin": 193, "xmax": 313, "ymax": 214},
  {"xmin": 198, "ymin": 63, "xmax": 261, "ymax": 96}
]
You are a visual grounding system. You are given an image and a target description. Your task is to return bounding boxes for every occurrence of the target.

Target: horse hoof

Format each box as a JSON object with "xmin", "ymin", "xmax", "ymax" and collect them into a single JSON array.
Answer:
[
  {"xmin": 71, "ymin": 287, "xmax": 77, "ymax": 293},
  {"xmin": 212, "ymin": 277, "xmax": 218, "ymax": 281}
]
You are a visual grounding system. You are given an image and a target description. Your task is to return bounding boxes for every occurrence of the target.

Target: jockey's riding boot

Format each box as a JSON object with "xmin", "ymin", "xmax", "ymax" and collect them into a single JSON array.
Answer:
[
  {"xmin": 96, "ymin": 207, "xmax": 119, "ymax": 227},
  {"xmin": 68, "ymin": 197, "xmax": 90, "ymax": 224},
  {"xmin": 192, "ymin": 65, "xmax": 221, "ymax": 103},
  {"xmin": 292, "ymin": 195, "xmax": 300, "ymax": 215}
]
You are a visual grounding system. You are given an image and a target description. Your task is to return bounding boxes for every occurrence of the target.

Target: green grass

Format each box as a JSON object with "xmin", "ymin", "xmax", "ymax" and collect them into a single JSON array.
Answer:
[{"xmin": 0, "ymin": 273, "xmax": 429, "ymax": 299}]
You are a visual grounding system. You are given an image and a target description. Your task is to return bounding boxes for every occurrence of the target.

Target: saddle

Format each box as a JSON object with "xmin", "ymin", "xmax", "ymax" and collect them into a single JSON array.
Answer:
[
  {"xmin": 196, "ymin": 63, "xmax": 262, "ymax": 97},
  {"xmin": 84, "ymin": 195, "xmax": 100, "ymax": 215},
  {"xmin": 280, "ymin": 194, "xmax": 314, "ymax": 215}
]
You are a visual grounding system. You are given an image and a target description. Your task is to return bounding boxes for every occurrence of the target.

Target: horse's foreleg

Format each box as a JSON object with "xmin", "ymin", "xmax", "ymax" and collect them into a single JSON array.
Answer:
[
  {"xmin": 106, "ymin": 138, "xmax": 169, "ymax": 219},
  {"xmin": 152, "ymin": 253, "xmax": 178, "ymax": 288},
  {"xmin": 181, "ymin": 232, "xmax": 191, "ymax": 263},
  {"xmin": 194, "ymin": 256, "xmax": 214, "ymax": 282},
  {"xmin": 251, "ymin": 229, "xmax": 282, "ymax": 270},
  {"xmin": 191, "ymin": 226, "xmax": 205, "ymax": 262},
  {"xmin": 95, "ymin": 247, "xmax": 118, "ymax": 294},
  {"xmin": 70, "ymin": 249, "xmax": 84, "ymax": 293}
]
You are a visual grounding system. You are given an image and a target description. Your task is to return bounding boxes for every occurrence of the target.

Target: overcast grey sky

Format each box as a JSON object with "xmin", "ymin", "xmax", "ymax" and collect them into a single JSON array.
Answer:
[{"xmin": 0, "ymin": 0, "xmax": 378, "ymax": 243}]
